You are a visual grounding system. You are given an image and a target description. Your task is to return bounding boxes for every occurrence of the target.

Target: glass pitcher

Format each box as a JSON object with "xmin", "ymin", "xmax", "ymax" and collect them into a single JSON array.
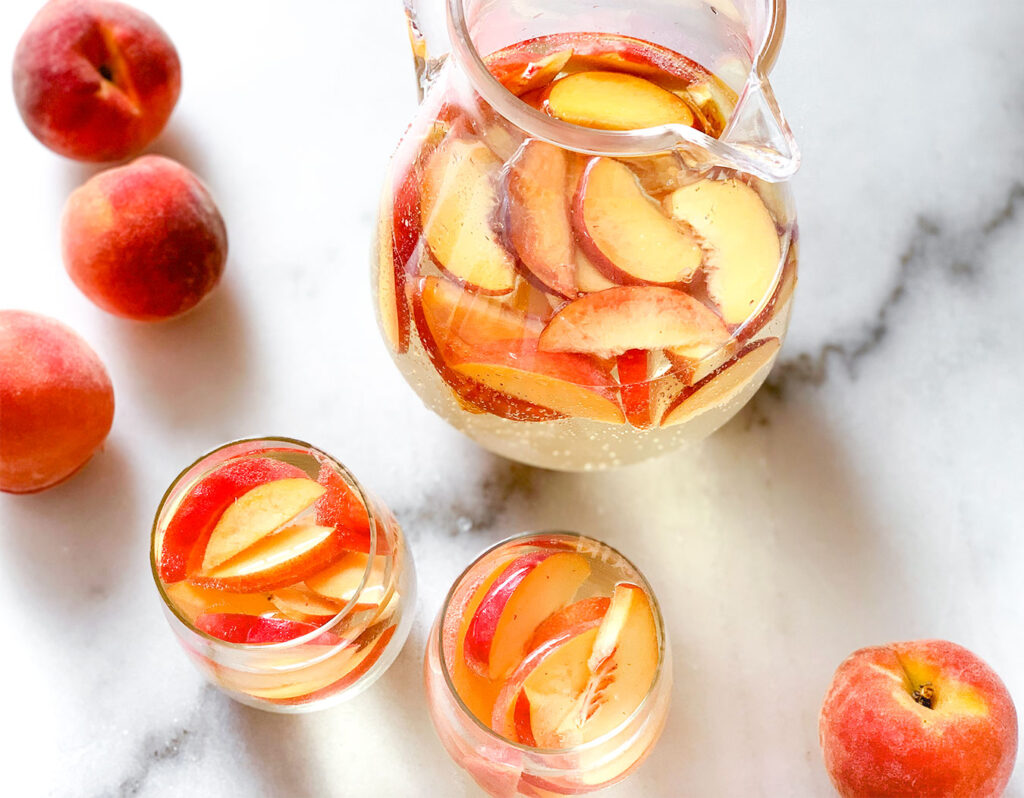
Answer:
[{"xmin": 373, "ymin": 0, "xmax": 800, "ymax": 471}]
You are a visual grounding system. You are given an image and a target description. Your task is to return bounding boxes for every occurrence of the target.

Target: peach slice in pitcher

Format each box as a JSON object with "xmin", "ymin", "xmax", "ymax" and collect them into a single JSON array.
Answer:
[
  {"xmin": 421, "ymin": 136, "xmax": 517, "ymax": 295},
  {"xmin": 660, "ymin": 337, "xmax": 781, "ymax": 427},
  {"xmin": 665, "ymin": 178, "xmax": 782, "ymax": 326},
  {"xmin": 505, "ymin": 140, "xmax": 577, "ymax": 299},
  {"xmin": 544, "ymin": 71, "xmax": 695, "ymax": 130},
  {"xmin": 464, "ymin": 550, "xmax": 591, "ymax": 680},
  {"xmin": 445, "ymin": 336, "xmax": 625, "ymax": 424},
  {"xmin": 574, "ymin": 158, "xmax": 703, "ymax": 287},
  {"xmin": 418, "ymin": 275, "xmax": 543, "ymax": 352},
  {"xmin": 485, "ymin": 48, "xmax": 574, "ymax": 96},
  {"xmin": 539, "ymin": 285, "xmax": 730, "ymax": 359}
]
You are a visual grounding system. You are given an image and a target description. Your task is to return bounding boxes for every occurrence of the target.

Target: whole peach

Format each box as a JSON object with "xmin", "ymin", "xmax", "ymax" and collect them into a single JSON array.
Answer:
[
  {"xmin": 0, "ymin": 310, "xmax": 115, "ymax": 493},
  {"xmin": 62, "ymin": 155, "xmax": 227, "ymax": 320},
  {"xmin": 820, "ymin": 640, "xmax": 1018, "ymax": 797},
  {"xmin": 12, "ymin": 0, "xmax": 181, "ymax": 162}
]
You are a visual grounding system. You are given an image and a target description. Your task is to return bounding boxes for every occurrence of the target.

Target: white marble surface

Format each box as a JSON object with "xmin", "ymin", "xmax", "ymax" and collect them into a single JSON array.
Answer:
[{"xmin": 1, "ymin": 1, "xmax": 1022, "ymax": 795}]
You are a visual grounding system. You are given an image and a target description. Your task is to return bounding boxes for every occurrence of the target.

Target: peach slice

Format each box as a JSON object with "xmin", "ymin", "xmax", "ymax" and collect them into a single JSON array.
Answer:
[
  {"xmin": 190, "ymin": 522, "xmax": 346, "ymax": 593},
  {"xmin": 551, "ymin": 583, "xmax": 660, "ymax": 747},
  {"xmin": 506, "ymin": 140, "xmax": 576, "ymax": 298},
  {"xmin": 197, "ymin": 477, "xmax": 325, "ymax": 573},
  {"xmin": 660, "ymin": 337, "xmax": 781, "ymax": 427},
  {"xmin": 538, "ymin": 285, "xmax": 730, "ymax": 359},
  {"xmin": 492, "ymin": 625, "xmax": 602, "ymax": 743},
  {"xmin": 411, "ymin": 287, "xmax": 567, "ymax": 424},
  {"xmin": 418, "ymin": 275, "xmax": 543, "ymax": 352},
  {"xmin": 305, "ymin": 552, "xmax": 390, "ymax": 606},
  {"xmin": 527, "ymin": 596, "xmax": 611, "ymax": 653},
  {"xmin": 464, "ymin": 550, "xmax": 591, "ymax": 680},
  {"xmin": 544, "ymin": 71, "xmax": 695, "ymax": 130},
  {"xmin": 486, "ymin": 48, "xmax": 573, "ymax": 96},
  {"xmin": 665, "ymin": 178, "xmax": 782, "ymax": 325},
  {"xmin": 740, "ymin": 242, "xmax": 797, "ymax": 341},
  {"xmin": 376, "ymin": 176, "xmax": 407, "ymax": 353},
  {"xmin": 164, "ymin": 581, "xmax": 277, "ymax": 624},
  {"xmin": 271, "ymin": 585, "xmax": 346, "ymax": 623},
  {"xmin": 421, "ymin": 137, "xmax": 516, "ymax": 295},
  {"xmin": 194, "ymin": 613, "xmax": 342, "ymax": 646},
  {"xmin": 446, "ymin": 336, "xmax": 625, "ymax": 424},
  {"xmin": 445, "ymin": 556, "xmax": 516, "ymax": 722},
  {"xmin": 575, "ymin": 249, "xmax": 617, "ymax": 294},
  {"xmin": 269, "ymin": 623, "xmax": 398, "ymax": 706},
  {"xmin": 575, "ymin": 158, "xmax": 703, "ymax": 286},
  {"xmin": 617, "ymin": 349, "xmax": 652, "ymax": 430}
]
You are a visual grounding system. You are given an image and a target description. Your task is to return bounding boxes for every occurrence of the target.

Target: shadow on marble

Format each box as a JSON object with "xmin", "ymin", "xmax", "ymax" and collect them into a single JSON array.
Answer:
[
  {"xmin": 104, "ymin": 281, "xmax": 254, "ymax": 440},
  {"xmin": 0, "ymin": 438, "xmax": 137, "ymax": 606}
]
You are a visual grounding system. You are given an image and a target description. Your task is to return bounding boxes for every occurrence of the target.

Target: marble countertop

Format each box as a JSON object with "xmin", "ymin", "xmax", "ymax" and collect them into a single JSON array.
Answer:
[{"xmin": 1, "ymin": 1, "xmax": 1022, "ymax": 796}]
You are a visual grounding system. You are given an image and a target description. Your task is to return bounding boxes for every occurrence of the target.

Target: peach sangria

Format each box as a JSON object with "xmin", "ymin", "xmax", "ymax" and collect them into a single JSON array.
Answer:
[
  {"xmin": 424, "ymin": 532, "xmax": 671, "ymax": 796},
  {"xmin": 151, "ymin": 438, "xmax": 415, "ymax": 712},
  {"xmin": 375, "ymin": 29, "xmax": 798, "ymax": 470}
]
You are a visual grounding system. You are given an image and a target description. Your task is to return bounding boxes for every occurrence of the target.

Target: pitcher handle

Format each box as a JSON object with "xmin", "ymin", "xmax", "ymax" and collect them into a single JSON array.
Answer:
[{"xmin": 403, "ymin": 0, "xmax": 450, "ymax": 101}]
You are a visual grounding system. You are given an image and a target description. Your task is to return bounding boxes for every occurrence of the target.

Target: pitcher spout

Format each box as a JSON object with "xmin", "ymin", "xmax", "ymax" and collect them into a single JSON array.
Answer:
[{"xmin": 718, "ymin": 73, "xmax": 800, "ymax": 182}]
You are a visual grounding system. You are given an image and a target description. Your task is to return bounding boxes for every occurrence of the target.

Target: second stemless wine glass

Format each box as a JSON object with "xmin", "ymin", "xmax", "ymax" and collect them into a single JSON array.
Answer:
[
  {"xmin": 373, "ymin": 0, "xmax": 800, "ymax": 470},
  {"xmin": 424, "ymin": 532, "xmax": 672, "ymax": 796},
  {"xmin": 151, "ymin": 437, "xmax": 416, "ymax": 713}
]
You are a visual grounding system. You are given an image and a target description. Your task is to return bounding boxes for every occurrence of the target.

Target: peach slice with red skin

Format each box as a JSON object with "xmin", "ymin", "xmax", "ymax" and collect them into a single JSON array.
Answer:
[
  {"xmin": 270, "ymin": 586, "xmax": 347, "ymax": 624},
  {"xmin": 665, "ymin": 178, "xmax": 782, "ymax": 326},
  {"xmin": 421, "ymin": 137, "xmax": 517, "ymax": 295},
  {"xmin": 505, "ymin": 140, "xmax": 577, "ymax": 299},
  {"xmin": 158, "ymin": 457, "xmax": 306, "ymax": 583},
  {"xmin": 198, "ymin": 477, "xmax": 325, "ymax": 572},
  {"xmin": 544, "ymin": 71, "xmax": 695, "ymax": 131},
  {"xmin": 305, "ymin": 552, "xmax": 390, "ymax": 607},
  {"xmin": 617, "ymin": 349, "xmax": 653, "ymax": 430},
  {"xmin": 660, "ymin": 337, "xmax": 781, "ymax": 428},
  {"xmin": 195, "ymin": 613, "xmax": 342, "ymax": 646},
  {"xmin": 412, "ymin": 278, "xmax": 564, "ymax": 423},
  {"xmin": 538, "ymin": 286, "xmax": 730, "ymax": 360},
  {"xmin": 444, "ymin": 555, "xmax": 516, "ymax": 722},
  {"xmin": 485, "ymin": 48, "xmax": 573, "ymax": 96},
  {"xmin": 445, "ymin": 336, "xmax": 625, "ymax": 424},
  {"xmin": 189, "ymin": 521, "xmax": 349, "ymax": 593},
  {"xmin": 575, "ymin": 157, "xmax": 703, "ymax": 287},
  {"xmin": 492, "ymin": 623, "xmax": 602, "ymax": 743},
  {"xmin": 545, "ymin": 583, "xmax": 660, "ymax": 748},
  {"xmin": 164, "ymin": 581, "xmax": 277, "ymax": 624},
  {"xmin": 464, "ymin": 550, "xmax": 591, "ymax": 680},
  {"xmin": 313, "ymin": 462, "xmax": 392, "ymax": 555}
]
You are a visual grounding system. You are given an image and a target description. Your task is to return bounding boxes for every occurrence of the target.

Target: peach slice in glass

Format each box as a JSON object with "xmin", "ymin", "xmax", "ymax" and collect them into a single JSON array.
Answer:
[
  {"xmin": 197, "ymin": 477, "xmax": 325, "ymax": 572},
  {"xmin": 660, "ymin": 337, "xmax": 781, "ymax": 427},
  {"xmin": 665, "ymin": 178, "xmax": 782, "ymax": 326},
  {"xmin": 538, "ymin": 285, "xmax": 730, "ymax": 360},
  {"xmin": 550, "ymin": 582, "xmax": 660, "ymax": 747},
  {"xmin": 271, "ymin": 585, "xmax": 347, "ymax": 624},
  {"xmin": 305, "ymin": 552, "xmax": 390, "ymax": 607},
  {"xmin": 506, "ymin": 140, "xmax": 577, "ymax": 299},
  {"xmin": 544, "ymin": 71, "xmax": 695, "ymax": 130},
  {"xmin": 164, "ymin": 581, "xmax": 277, "ymax": 624},
  {"xmin": 421, "ymin": 137, "xmax": 517, "ymax": 295},
  {"xmin": 190, "ymin": 522, "xmax": 346, "ymax": 593},
  {"xmin": 464, "ymin": 550, "xmax": 591, "ymax": 680},
  {"xmin": 574, "ymin": 158, "xmax": 703, "ymax": 287}
]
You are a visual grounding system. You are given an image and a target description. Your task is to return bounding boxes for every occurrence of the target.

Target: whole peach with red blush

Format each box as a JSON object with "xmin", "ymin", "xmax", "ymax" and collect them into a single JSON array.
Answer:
[
  {"xmin": 62, "ymin": 155, "xmax": 227, "ymax": 320},
  {"xmin": 0, "ymin": 310, "xmax": 115, "ymax": 493},
  {"xmin": 820, "ymin": 639, "xmax": 1018, "ymax": 797},
  {"xmin": 12, "ymin": 0, "xmax": 181, "ymax": 162}
]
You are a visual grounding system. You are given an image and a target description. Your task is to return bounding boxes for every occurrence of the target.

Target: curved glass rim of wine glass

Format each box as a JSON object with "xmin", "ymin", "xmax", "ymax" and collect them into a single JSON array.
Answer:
[
  {"xmin": 435, "ymin": 530, "xmax": 670, "ymax": 758},
  {"xmin": 149, "ymin": 436, "xmax": 381, "ymax": 653},
  {"xmin": 446, "ymin": 0, "xmax": 788, "ymax": 160}
]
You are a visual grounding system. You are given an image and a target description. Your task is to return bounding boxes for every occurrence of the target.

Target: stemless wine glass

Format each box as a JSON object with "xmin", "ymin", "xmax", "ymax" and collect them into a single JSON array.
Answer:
[
  {"xmin": 151, "ymin": 437, "xmax": 416, "ymax": 713},
  {"xmin": 373, "ymin": 0, "xmax": 800, "ymax": 470},
  {"xmin": 424, "ymin": 532, "xmax": 672, "ymax": 796}
]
